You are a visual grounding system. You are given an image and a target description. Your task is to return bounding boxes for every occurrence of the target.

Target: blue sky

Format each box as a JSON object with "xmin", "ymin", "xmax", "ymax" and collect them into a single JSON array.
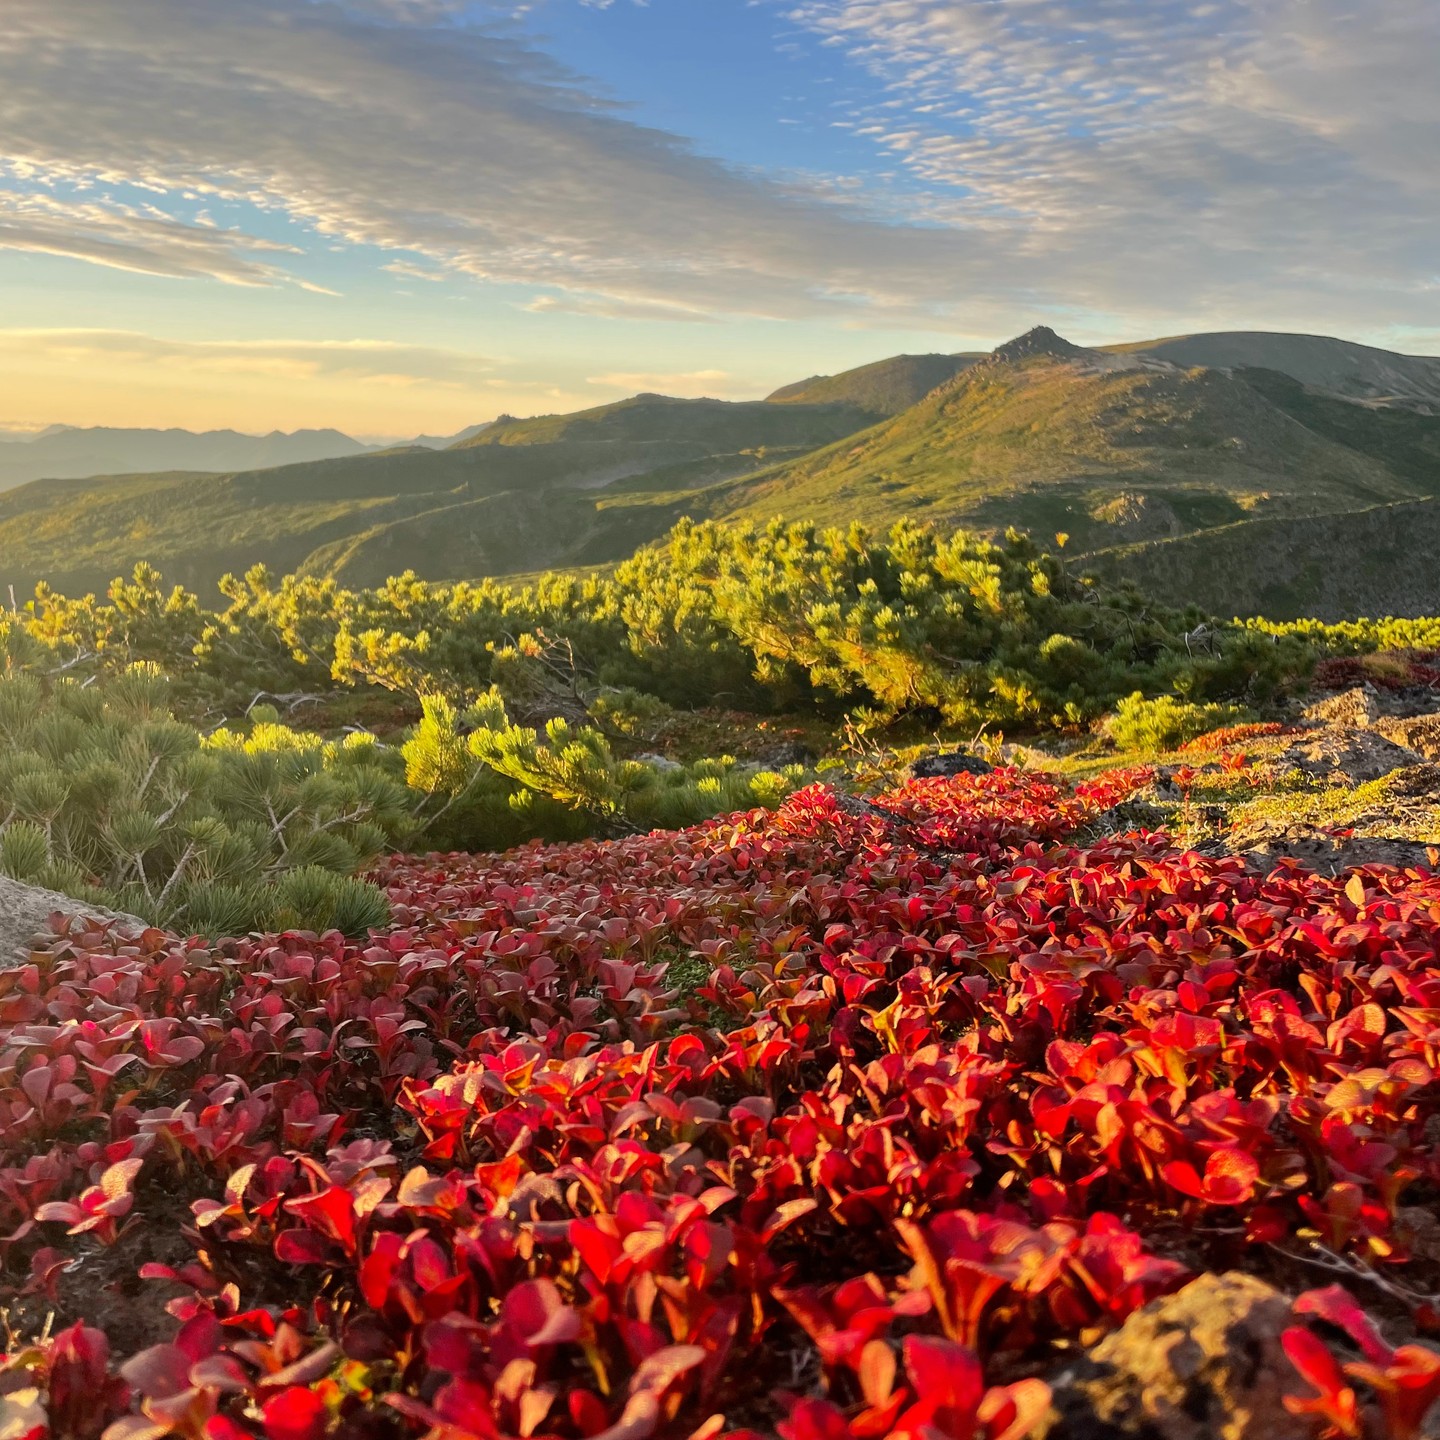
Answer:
[{"xmin": 0, "ymin": 0, "xmax": 1436, "ymax": 436}]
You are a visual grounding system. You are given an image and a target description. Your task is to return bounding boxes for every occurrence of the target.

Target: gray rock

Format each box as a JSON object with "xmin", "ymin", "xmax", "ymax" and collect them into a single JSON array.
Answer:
[
  {"xmin": 636, "ymin": 752, "xmax": 684, "ymax": 773},
  {"xmin": 1273, "ymin": 726, "xmax": 1424, "ymax": 787},
  {"xmin": 909, "ymin": 751, "xmax": 994, "ymax": 780},
  {"xmin": 0, "ymin": 875, "xmax": 145, "ymax": 967},
  {"xmin": 1039, "ymin": 1272, "xmax": 1313, "ymax": 1440},
  {"xmin": 1226, "ymin": 824, "xmax": 1434, "ymax": 877},
  {"xmin": 752, "ymin": 741, "xmax": 815, "ymax": 769}
]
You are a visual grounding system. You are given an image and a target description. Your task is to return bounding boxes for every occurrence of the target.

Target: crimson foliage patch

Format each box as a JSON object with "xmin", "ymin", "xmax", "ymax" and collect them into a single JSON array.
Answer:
[{"xmin": 4, "ymin": 770, "xmax": 1440, "ymax": 1439}]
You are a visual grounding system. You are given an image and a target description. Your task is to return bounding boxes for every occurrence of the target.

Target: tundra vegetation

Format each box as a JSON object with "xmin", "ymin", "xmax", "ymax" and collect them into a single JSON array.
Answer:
[{"xmin": 3, "ymin": 518, "xmax": 1440, "ymax": 1440}]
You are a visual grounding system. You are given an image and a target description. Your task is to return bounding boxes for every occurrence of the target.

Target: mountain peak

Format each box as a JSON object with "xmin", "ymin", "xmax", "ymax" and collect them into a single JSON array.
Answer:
[{"xmin": 990, "ymin": 326, "xmax": 1088, "ymax": 364}]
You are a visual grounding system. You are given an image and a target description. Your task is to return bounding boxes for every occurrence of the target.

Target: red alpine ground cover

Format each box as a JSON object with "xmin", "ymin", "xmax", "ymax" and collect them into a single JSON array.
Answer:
[{"xmin": 4, "ymin": 768, "xmax": 1440, "ymax": 1439}]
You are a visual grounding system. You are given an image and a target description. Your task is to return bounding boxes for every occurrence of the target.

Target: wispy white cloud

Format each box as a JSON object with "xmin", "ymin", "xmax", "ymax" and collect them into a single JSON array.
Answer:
[
  {"xmin": 0, "ymin": 330, "xmax": 498, "ymax": 388},
  {"xmin": 786, "ymin": 0, "xmax": 1440, "ymax": 330},
  {"xmin": 524, "ymin": 293, "xmax": 724, "ymax": 323},
  {"xmin": 382, "ymin": 259, "xmax": 447, "ymax": 282},
  {"xmin": 0, "ymin": 187, "xmax": 300, "ymax": 286},
  {"xmin": 0, "ymin": 0, "xmax": 986, "ymax": 325},
  {"xmin": 0, "ymin": 0, "xmax": 1434, "ymax": 339}
]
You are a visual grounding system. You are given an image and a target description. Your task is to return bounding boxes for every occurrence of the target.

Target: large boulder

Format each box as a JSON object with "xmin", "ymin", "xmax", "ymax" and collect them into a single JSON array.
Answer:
[
  {"xmin": 0, "ymin": 875, "xmax": 144, "ymax": 967},
  {"xmin": 1039, "ymin": 1273, "xmax": 1313, "ymax": 1440}
]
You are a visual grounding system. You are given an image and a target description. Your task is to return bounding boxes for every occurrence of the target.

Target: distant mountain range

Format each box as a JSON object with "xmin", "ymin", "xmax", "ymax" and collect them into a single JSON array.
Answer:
[
  {"xmin": 0, "ymin": 426, "xmax": 377, "ymax": 492},
  {"xmin": 2, "ymin": 328, "xmax": 1438, "ymax": 619},
  {"xmin": 0, "ymin": 420, "xmax": 502, "ymax": 493}
]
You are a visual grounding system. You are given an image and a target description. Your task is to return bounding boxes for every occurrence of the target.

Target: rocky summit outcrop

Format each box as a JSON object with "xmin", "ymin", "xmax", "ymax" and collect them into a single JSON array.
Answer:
[
  {"xmin": 1038, "ymin": 1273, "xmax": 1315, "ymax": 1440},
  {"xmin": 0, "ymin": 875, "xmax": 144, "ymax": 967},
  {"xmin": 988, "ymin": 325, "xmax": 1091, "ymax": 366}
]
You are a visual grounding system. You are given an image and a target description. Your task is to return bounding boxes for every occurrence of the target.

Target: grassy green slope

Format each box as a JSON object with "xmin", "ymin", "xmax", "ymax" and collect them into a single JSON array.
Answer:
[
  {"xmin": 302, "ymin": 453, "xmax": 790, "ymax": 588},
  {"xmin": 0, "ymin": 391, "xmax": 877, "ymax": 595},
  {"xmin": 458, "ymin": 394, "xmax": 875, "ymax": 451},
  {"xmin": 701, "ymin": 356, "xmax": 1425, "ymax": 549},
  {"xmin": 1235, "ymin": 368, "xmax": 1440, "ymax": 488},
  {"xmin": 0, "ymin": 468, "xmax": 424, "ymax": 597},
  {"xmin": 0, "ymin": 440, "xmax": 713, "ymax": 595},
  {"xmin": 1089, "ymin": 498, "xmax": 1440, "ymax": 620},
  {"xmin": 765, "ymin": 353, "xmax": 984, "ymax": 415}
]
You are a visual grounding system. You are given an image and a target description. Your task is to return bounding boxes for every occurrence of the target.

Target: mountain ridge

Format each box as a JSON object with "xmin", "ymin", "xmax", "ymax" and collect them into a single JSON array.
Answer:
[
  {"xmin": 1110, "ymin": 331, "xmax": 1440, "ymax": 412},
  {"xmin": 3, "ymin": 326, "xmax": 1439, "ymax": 614},
  {"xmin": 765, "ymin": 352, "xmax": 984, "ymax": 415},
  {"xmin": 0, "ymin": 424, "xmax": 373, "ymax": 493},
  {"xmin": 705, "ymin": 339, "xmax": 1437, "ymax": 550}
]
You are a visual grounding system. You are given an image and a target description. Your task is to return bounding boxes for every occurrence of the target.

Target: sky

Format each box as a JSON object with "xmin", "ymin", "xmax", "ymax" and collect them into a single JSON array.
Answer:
[{"xmin": 0, "ymin": 0, "xmax": 1436, "ymax": 438}]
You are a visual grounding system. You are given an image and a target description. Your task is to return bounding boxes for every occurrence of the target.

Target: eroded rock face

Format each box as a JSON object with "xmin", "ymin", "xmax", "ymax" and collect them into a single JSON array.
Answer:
[
  {"xmin": 1038, "ymin": 1273, "xmax": 1313, "ymax": 1440},
  {"xmin": 0, "ymin": 875, "xmax": 144, "ymax": 967},
  {"xmin": 1273, "ymin": 726, "xmax": 1424, "ymax": 787},
  {"xmin": 1226, "ymin": 823, "xmax": 1434, "ymax": 877},
  {"xmin": 1303, "ymin": 685, "xmax": 1384, "ymax": 729}
]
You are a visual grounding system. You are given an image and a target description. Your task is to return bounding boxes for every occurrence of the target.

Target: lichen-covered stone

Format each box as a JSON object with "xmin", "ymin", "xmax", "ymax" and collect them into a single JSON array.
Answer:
[
  {"xmin": 1039, "ymin": 1272, "xmax": 1313, "ymax": 1440},
  {"xmin": 1378, "ymin": 712, "xmax": 1440, "ymax": 760},
  {"xmin": 1302, "ymin": 686, "xmax": 1384, "ymax": 729}
]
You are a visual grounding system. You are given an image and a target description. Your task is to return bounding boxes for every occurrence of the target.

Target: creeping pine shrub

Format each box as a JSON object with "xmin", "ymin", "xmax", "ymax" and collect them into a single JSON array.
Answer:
[
  {"xmin": 0, "ymin": 614, "xmax": 45, "ymax": 677},
  {"xmin": 404, "ymin": 689, "xmax": 806, "ymax": 841},
  {"xmin": 0, "ymin": 669, "xmax": 401, "ymax": 935},
  {"xmin": 1105, "ymin": 691, "xmax": 1250, "ymax": 752},
  {"xmin": 4, "ymin": 523, "xmax": 1330, "ymax": 732}
]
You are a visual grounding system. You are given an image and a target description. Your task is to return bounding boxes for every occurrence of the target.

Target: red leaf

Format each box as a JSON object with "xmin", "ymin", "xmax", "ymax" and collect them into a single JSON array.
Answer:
[
  {"xmin": 120, "ymin": 1345, "xmax": 193, "ymax": 1401},
  {"xmin": 274, "ymin": 1230, "xmax": 337, "ymax": 1266},
  {"xmin": 261, "ymin": 1389, "xmax": 327, "ymax": 1440}
]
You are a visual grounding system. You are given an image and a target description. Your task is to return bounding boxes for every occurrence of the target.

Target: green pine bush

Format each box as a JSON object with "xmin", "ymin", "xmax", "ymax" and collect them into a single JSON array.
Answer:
[
  {"xmin": 1104, "ymin": 692, "xmax": 1251, "ymax": 753},
  {"xmin": 7, "ymin": 522, "xmax": 1324, "ymax": 737},
  {"xmin": 0, "ymin": 670, "xmax": 403, "ymax": 937},
  {"xmin": 403, "ymin": 688, "xmax": 805, "ymax": 839}
]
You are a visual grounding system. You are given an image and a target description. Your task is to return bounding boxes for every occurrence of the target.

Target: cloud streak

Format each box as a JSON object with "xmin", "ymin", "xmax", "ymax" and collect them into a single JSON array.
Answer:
[
  {"xmin": 0, "ymin": 0, "xmax": 1434, "ymax": 338},
  {"xmin": 788, "ymin": 0, "xmax": 1440, "ymax": 329},
  {"xmin": 0, "ymin": 0, "xmax": 988, "ymax": 324},
  {"xmin": 0, "ymin": 330, "xmax": 499, "ymax": 387},
  {"xmin": 585, "ymin": 368, "xmax": 744, "ymax": 397},
  {"xmin": 0, "ymin": 188, "xmax": 301, "ymax": 286}
]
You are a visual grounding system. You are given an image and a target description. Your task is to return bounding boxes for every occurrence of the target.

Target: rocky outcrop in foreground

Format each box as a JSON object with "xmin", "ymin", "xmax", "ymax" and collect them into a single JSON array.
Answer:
[
  {"xmin": 1041, "ymin": 1274, "xmax": 1314, "ymax": 1439},
  {"xmin": 0, "ymin": 875, "xmax": 143, "ymax": 967},
  {"xmin": 1210, "ymin": 685, "xmax": 1440, "ymax": 875}
]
